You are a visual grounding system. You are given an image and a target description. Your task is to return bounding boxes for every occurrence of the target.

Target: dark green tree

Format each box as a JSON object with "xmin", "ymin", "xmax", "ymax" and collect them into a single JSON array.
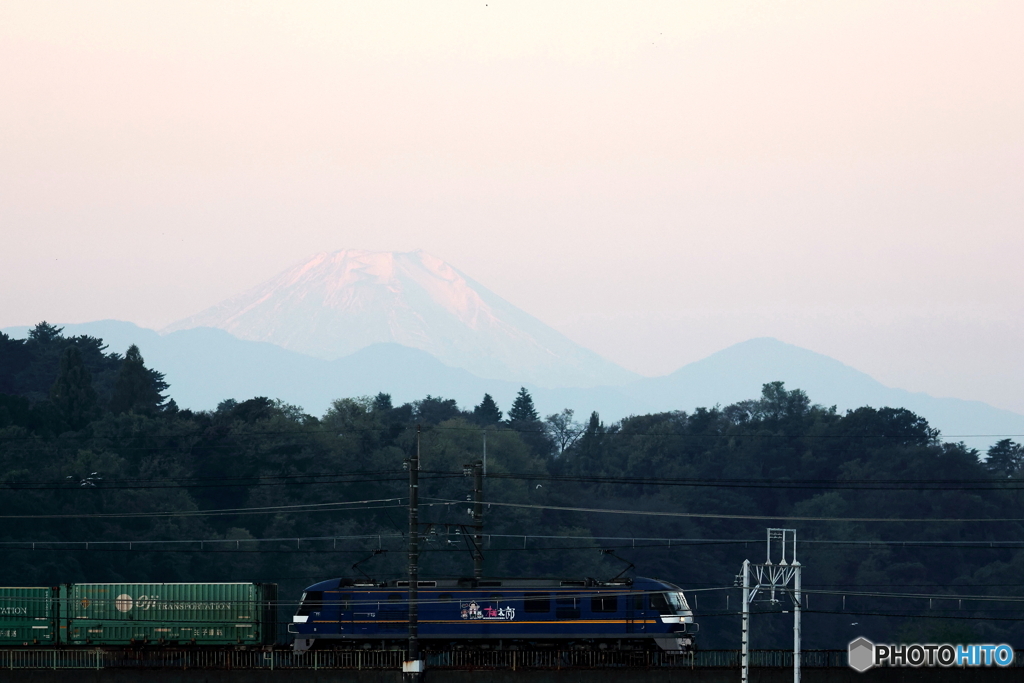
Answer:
[
  {"xmin": 109, "ymin": 345, "xmax": 167, "ymax": 415},
  {"xmin": 508, "ymin": 387, "xmax": 539, "ymax": 425},
  {"xmin": 224, "ymin": 396, "xmax": 276, "ymax": 423},
  {"xmin": 577, "ymin": 410, "xmax": 603, "ymax": 451},
  {"xmin": 472, "ymin": 393, "xmax": 503, "ymax": 425},
  {"xmin": 5, "ymin": 324, "xmax": 121, "ymax": 405},
  {"xmin": 755, "ymin": 381, "xmax": 811, "ymax": 423},
  {"xmin": 216, "ymin": 398, "xmax": 238, "ymax": 413},
  {"xmin": 28, "ymin": 321, "xmax": 64, "ymax": 344},
  {"xmin": 0, "ymin": 332, "xmax": 29, "ymax": 394},
  {"xmin": 507, "ymin": 387, "xmax": 553, "ymax": 457},
  {"xmin": 373, "ymin": 392, "xmax": 393, "ymax": 412},
  {"xmin": 985, "ymin": 439, "xmax": 1024, "ymax": 478},
  {"xmin": 49, "ymin": 346, "xmax": 99, "ymax": 429},
  {"xmin": 415, "ymin": 395, "xmax": 462, "ymax": 424}
]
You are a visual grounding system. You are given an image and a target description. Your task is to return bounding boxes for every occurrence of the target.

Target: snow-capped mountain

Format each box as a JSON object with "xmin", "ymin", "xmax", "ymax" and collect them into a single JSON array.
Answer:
[{"xmin": 162, "ymin": 249, "xmax": 636, "ymax": 388}]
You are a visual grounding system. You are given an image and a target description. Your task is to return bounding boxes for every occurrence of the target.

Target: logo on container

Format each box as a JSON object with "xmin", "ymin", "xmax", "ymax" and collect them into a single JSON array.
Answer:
[
  {"xmin": 114, "ymin": 594, "xmax": 133, "ymax": 612},
  {"xmin": 849, "ymin": 637, "xmax": 1014, "ymax": 672}
]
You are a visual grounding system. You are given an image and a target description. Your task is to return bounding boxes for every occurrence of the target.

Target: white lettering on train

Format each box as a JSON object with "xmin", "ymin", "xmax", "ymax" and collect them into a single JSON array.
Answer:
[{"xmin": 119, "ymin": 595, "xmax": 236, "ymax": 612}]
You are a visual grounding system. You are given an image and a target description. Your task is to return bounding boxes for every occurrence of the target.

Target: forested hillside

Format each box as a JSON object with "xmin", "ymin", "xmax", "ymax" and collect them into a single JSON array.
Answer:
[{"xmin": 1, "ymin": 323, "xmax": 1022, "ymax": 649}]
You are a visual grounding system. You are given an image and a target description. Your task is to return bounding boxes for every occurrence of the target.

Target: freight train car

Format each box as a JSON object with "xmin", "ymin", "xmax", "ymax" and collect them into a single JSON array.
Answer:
[
  {"xmin": 290, "ymin": 576, "xmax": 697, "ymax": 652},
  {"xmin": 0, "ymin": 587, "xmax": 58, "ymax": 646},
  {"xmin": 0, "ymin": 583, "xmax": 277, "ymax": 647},
  {"xmin": 63, "ymin": 583, "xmax": 278, "ymax": 646}
]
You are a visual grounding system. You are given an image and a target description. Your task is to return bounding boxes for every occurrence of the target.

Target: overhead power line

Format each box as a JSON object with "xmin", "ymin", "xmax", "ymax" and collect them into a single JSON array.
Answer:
[
  {"xmin": 0, "ymin": 468, "xmax": 407, "ymax": 486},
  {"xmin": 0, "ymin": 533, "xmax": 403, "ymax": 548},
  {"xmin": 798, "ymin": 608, "xmax": 1024, "ymax": 623},
  {"xmin": 0, "ymin": 498, "xmax": 404, "ymax": 520},
  {"xmin": 0, "ymin": 466, "xmax": 1021, "ymax": 492},
  {"xmin": 0, "ymin": 472, "xmax": 459, "ymax": 491},
  {"xmin": 803, "ymin": 588, "xmax": 1024, "ymax": 604},
  {"xmin": 428, "ymin": 497, "xmax": 1024, "ymax": 524},
  {"xmin": 691, "ymin": 608, "xmax": 1024, "ymax": 623},
  {"xmin": 4, "ymin": 531, "xmax": 1024, "ymax": 551},
  {"xmin": 446, "ymin": 471, "xmax": 1024, "ymax": 491}
]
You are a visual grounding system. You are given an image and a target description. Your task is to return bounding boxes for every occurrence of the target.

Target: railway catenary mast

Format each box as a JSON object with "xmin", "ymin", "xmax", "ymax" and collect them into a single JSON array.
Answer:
[
  {"xmin": 473, "ymin": 459, "xmax": 484, "ymax": 578},
  {"xmin": 405, "ymin": 426, "xmax": 424, "ymax": 679}
]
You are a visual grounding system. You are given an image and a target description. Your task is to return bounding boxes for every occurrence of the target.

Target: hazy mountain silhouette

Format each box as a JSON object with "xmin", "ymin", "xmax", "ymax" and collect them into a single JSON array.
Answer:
[
  {"xmin": 621, "ymin": 337, "xmax": 1024, "ymax": 449},
  {"xmin": 1, "ymin": 320, "xmax": 638, "ymax": 421},
  {"xmin": 162, "ymin": 249, "xmax": 636, "ymax": 388},
  {"xmin": 4, "ymin": 322, "xmax": 1020, "ymax": 450}
]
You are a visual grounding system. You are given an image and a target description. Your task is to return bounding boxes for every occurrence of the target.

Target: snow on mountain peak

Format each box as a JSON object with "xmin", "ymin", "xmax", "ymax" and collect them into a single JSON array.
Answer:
[{"xmin": 163, "ymin": 249, "xmax": 635, "ymax": 388}]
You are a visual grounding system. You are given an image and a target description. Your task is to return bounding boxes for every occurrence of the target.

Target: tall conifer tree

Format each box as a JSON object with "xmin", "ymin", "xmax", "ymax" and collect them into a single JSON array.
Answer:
[
  {"xmin": 472, "ymin": 393, "xmax": 503, "ymax": 425},
  {"xmin": 109, "ymin": 345, "xmax": 167, "ymax": 415},
  {"xmin": 50, "ymin": 346, "xmax": 99, "ymax": 429},
  {"xmin": 508, "ymin": 387, "xmax": 539, "ymax": 424}
]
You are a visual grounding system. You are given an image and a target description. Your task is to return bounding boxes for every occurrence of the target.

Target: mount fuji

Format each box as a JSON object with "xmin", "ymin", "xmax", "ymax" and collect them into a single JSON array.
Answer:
[{"xmin": 163, "ymin": 249, "xmax": 636, "ymax": 388}]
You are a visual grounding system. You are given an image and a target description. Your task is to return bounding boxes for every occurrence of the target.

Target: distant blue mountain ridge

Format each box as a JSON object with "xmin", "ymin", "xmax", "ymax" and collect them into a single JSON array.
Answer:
[{"xmin": 4, "ymin": 320, "xmax": 1021, "ymax": 451}]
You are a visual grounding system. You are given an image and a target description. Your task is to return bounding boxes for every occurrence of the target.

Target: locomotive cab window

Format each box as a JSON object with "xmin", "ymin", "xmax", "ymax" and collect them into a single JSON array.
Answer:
[
  {"xmin": 591, "ymin": 595, "xmax": 618, "ymax": 613},
  {"xmin": 524, "ymin": 593, "xmax": 550, "ymax": 613},
  {"xmin": 668, "ymin": 592, "xmax": 690, "ymax": 613},
  {"xmin": 555, "ymin": 597, "xmax": 581, "ymax": 620},
  {"xmin": 296, "ymin": 591, "xmax": 323, "ymax": 616},
  {"xmin": 649, "ymin": 593, "xmax": 671, "ymax": 613}
]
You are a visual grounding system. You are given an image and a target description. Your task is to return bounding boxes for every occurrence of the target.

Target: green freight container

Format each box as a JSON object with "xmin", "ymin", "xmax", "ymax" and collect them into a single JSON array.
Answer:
[
  {"xmin": 62, "ymin": 583, "xmax": 278, "ymax": 646},
  {"xmin": 0, "ymin": 587, "xmax": 58, "ymax": 645}
]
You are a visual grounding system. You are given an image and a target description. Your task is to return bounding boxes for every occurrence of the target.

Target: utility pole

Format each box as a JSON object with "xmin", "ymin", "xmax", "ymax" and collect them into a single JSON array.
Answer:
[
  {"xmin": 404, "ymin": 426, "xmax": 424, "ymax": 680},
  {"xmin": 473, "ymin": 459, "xmax": 484, "ymax": 578}
]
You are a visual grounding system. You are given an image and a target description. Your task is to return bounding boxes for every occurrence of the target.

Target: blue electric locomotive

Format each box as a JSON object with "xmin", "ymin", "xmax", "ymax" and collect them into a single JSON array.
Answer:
[{"xmin": 290, "ymin": 576, "xmax": 697, "ymax": 652}]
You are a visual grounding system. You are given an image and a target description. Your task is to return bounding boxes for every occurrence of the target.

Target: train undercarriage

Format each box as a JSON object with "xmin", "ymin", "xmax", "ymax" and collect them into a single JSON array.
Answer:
[{"xmin": 297, "ymin": 636, "xmax": 695, "ymax": 653}]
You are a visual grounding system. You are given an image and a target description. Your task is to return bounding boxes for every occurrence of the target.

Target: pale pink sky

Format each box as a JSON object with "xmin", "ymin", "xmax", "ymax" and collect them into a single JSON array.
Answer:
[{"xmin": 1, "ymin": 1, "xmax": 1022, "ymax": 411}]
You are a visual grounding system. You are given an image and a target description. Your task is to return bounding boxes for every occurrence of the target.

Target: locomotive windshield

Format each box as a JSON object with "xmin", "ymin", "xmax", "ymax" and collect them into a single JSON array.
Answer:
[
  {"xmin": 295, "ymin": 591, "xmax": 323, "ymax": 617},
  {"xmin": 651, "ymin": 591, "xmax": 691, "ymax": 615},
  {"xmin": 667, "ymin": 592, "xmax": 689, "ymax": 612}
]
